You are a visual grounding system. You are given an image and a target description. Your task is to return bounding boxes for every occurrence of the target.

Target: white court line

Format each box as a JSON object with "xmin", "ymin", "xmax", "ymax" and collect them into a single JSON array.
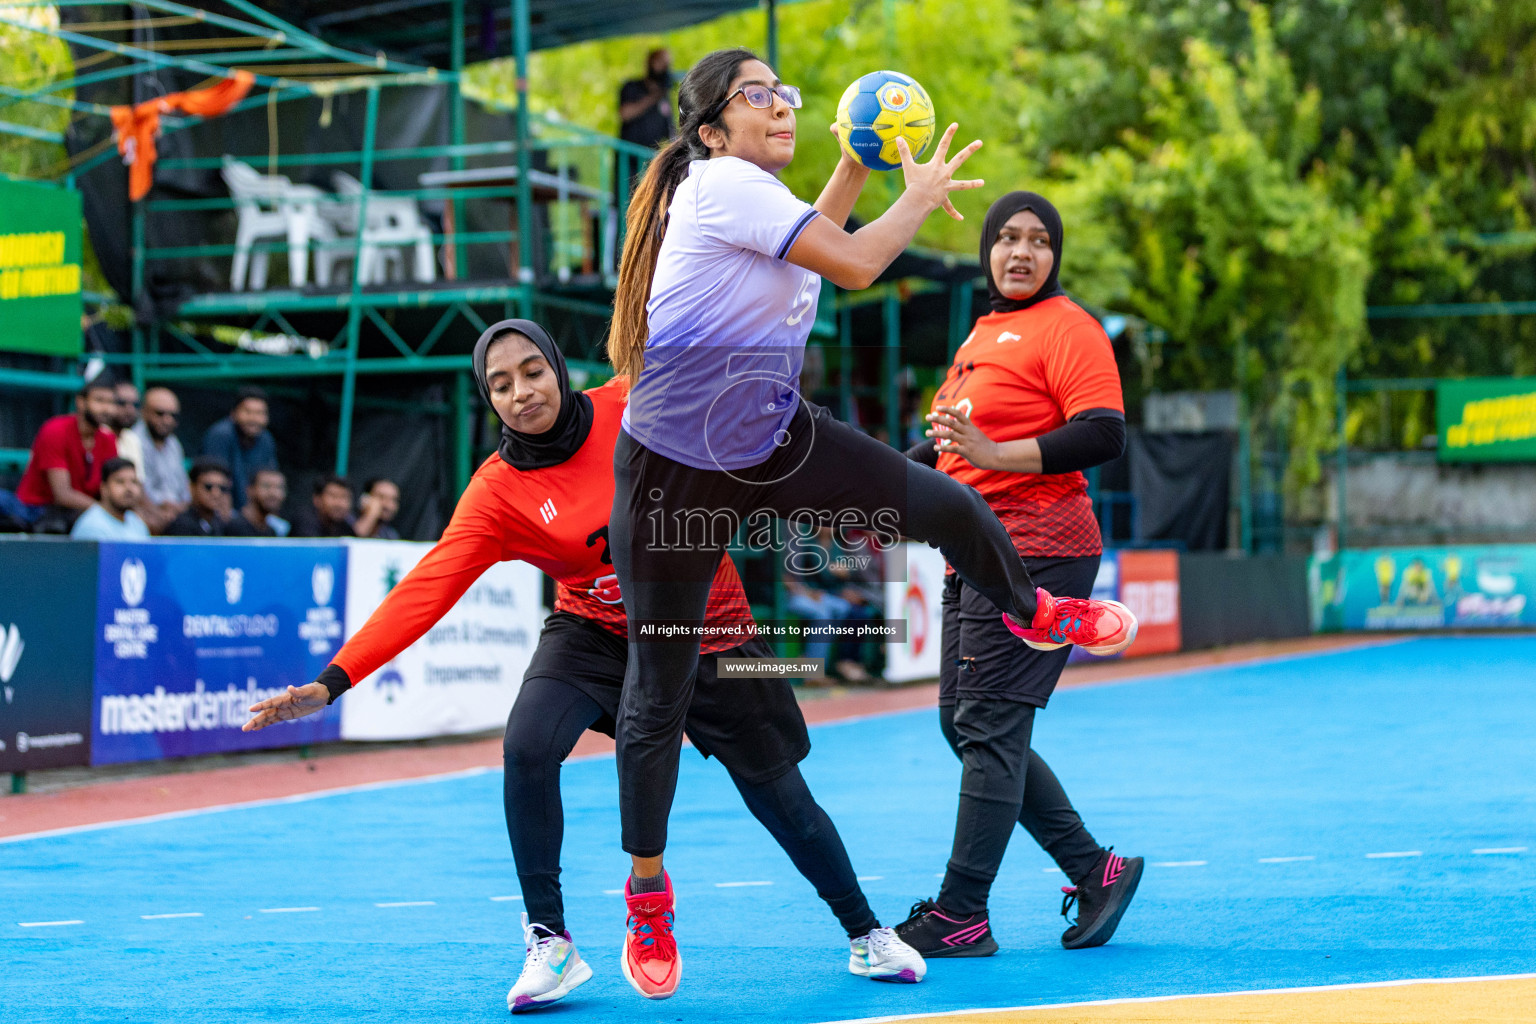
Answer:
[
  {"xmin": 1474, "ymin": 847, "xmax": 1527, "ymax": 855},
  {"xmin": 1366, "ymin": 850, "xmax": 1422, "ymax": 858},
  {"xmin": 0, "ymin": 765, "xmax": 499, "ymax": 846},
  {"xmin": 1259, "ymin": 855, "xmax": 1315, "ymax": 863},
  {"xmin": 602, "ymin": 889, "xmax": 625, "ymax": 895},
  {"xmin": 374, "ymin": 901, "xmax": 435, "ymax": 908},
  {"xmin": 489, "ymin": 895, "xmax": 523, "ymax": 902},
  {"xmin": 18, "ymin": 920, "xmax": 83, "ymax": 928},
  {"xmin": 715, "ymin": 880, "xmax": 772, "ymax": 888},
  {"xmin": 141, "ymin": 912, "xmax": 203, "ymax": 920},
  {"xmin": 856, "ymin": 876, "xmax": 883, "ymax": 882},
  {"xmin": 1154, "ymin": 860, "xmax": 1207, "ymax": 867},
  {"xmin": 810, "ymin": 972, "xmax": 1536, "ymax": 1024},
  {"xmin": 1042, "ymin": 867, "xmax": 1066, "ymax": 874},
  {"xmin": 259, "ymin": 906, "xmax": 319, "ymax": 914}
]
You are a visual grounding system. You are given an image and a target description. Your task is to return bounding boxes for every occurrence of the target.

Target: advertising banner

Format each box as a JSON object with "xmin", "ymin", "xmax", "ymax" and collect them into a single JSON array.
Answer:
[
  {"xmin": 1311, "ymin": 545, "xmax": 1536, "ymax": 632},
  {"xmin": 92, "ymin": 541, "xmax": 346, "ymax": 764},
  {"xmin": 0, "ymin": 540, "xmax": 96, "ymax": 771},
  {"xmin": 338, "ymin": 540, "xmax": 541, "ymax": 741},
  {"xmin": 0, "ymin": 179, "xmax": 83, "ymax": 357},
  {"xmin": 1117, "ymin": 549, "xmax": 1182, "ymax": 657},
  {"xmin": 1437, "ymin": 377, "xmax": 1536, "ymax": 463},
  {"xmin": 883, "ymin": 542, "xmax": 947, "ymax": 683}
]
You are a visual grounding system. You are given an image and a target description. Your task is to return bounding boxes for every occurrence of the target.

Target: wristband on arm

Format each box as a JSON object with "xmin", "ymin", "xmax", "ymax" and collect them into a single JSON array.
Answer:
[
  {"xmin": 1035, "ymin": 408, "xmax": 1126, "ymax": 475},
  {"xmin": 318, "ymin": 663, "xmax": 354, "ymax": 705}
]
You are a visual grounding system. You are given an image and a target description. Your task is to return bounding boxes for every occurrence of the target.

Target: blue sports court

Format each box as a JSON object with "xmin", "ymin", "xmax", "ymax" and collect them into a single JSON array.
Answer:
[{"xmin": 5, "ymin": 636, "xmax": 1534, "ymax": 1022}]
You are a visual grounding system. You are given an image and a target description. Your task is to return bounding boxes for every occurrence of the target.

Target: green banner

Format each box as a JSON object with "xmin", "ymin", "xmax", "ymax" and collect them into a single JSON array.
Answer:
[
  {"xmin": 0, "ymin": 178, "xmax": 83, "ymax": 358},
  {"xmin": 1437, "ymin": 377, "xmax": 1536, "ymax": 462}
]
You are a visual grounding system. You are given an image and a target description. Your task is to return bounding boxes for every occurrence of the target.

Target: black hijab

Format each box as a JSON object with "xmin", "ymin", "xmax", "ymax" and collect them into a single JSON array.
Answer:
[
  {"xmin": 981, "ymin": 191, "xmax": 1066, "ymax": 314},
  {"xmin": 471, "ymin": 319, "xmax": 594, "ymax": 471}
]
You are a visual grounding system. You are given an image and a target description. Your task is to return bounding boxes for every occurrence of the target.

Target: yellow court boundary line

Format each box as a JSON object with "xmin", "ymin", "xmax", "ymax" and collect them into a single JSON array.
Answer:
[{"xmin": 811, "ymin": 973, "xmax": 1536, "ymax": 1024}]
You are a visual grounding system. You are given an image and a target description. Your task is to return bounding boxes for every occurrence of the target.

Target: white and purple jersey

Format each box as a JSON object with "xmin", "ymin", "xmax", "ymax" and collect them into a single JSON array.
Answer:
[{"xmin": 622, "ymin": 156, "xmax": 822, "ymax": 471}]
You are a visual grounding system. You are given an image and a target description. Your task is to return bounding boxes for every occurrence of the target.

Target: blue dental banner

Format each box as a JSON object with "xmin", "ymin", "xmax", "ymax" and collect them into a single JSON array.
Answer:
[{"xmin": 91, "ymin": 540, "xmax": 347, "ymax": 765}]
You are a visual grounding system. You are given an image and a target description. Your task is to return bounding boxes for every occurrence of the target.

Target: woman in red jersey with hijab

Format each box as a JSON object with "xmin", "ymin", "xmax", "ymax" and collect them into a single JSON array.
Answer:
[{"xmin": 895, "ymin": 193, "xmax": 1144, "ymax": 958}]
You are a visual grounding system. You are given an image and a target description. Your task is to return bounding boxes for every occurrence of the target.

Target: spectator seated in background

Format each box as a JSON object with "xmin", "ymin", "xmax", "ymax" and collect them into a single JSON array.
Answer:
[
  {"xmin": 164, "ymin": 457, "xmax": 233, "ymax": 537},
  {"xmin": 70, "ymin": 457, "xmax": 150, "ymax": 541},
  {"xmin": 132, "ymin": 385, "xmax": 190, "ymax": 533},
  {"xmin": 5, "ymin": 378, "xmax": 119, "ymax": 534},
  {"xmin": 356, "ymin": 476, "xmax": 401, "ymax": 539},
  {"xmin": 202, "ymin": 385, "xmax": 277, "ymax": 511},
  {"xmin": 111, "ymin": 379, "xmax": 145, "ymax": 479},
  {"xmin": 296, "ymin": 474, "xmax": 359, "ymax": 538},
  {"xmin": 226, "ymin": 467, "xmax": 290, "ymax": 538},
  {"xmin": 783, "ymin": 526, "xmax": 884, "ymax": 685}
]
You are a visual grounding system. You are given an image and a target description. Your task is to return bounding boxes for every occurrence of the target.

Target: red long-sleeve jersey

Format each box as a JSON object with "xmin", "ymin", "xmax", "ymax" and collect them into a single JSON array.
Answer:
[{"xmin": 333, "ymin": 379, "xmax": 756, "ymax": 686}]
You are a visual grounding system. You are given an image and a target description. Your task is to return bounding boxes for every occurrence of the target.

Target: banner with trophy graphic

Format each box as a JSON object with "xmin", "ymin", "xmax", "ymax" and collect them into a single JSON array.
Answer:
[{"xmin": 1310, "ymin": 545, "xmax": 1536, "ymax": 632}]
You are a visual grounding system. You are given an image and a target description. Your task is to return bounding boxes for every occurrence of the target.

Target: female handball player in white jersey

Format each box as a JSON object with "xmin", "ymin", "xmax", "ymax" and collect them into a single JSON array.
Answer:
[
  {"xmin": 603, "ymin": 47, "xmax": 1139, "ymax": 996},
  {"xmin": 244, "ymin": 320, "xmax": 925, "ymax": 1011}
]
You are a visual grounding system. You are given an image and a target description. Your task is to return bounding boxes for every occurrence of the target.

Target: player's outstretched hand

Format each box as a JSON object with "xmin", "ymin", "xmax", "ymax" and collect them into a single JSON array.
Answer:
[
  {"xmin": 897, "ymin": 124, "xmax": 983, "ymax": 221},
  {"xmin": 243, "ymin": 681, "xmax": 329, "ymax": 732}
]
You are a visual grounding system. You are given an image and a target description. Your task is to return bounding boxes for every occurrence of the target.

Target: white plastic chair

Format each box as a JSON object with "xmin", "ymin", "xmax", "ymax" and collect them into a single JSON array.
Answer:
[
  {"xmin": 220, "ymin": 158, "xmax": 327, "ymax": 290},
  {"xmin": 323, "ymin": 172, "xmax": 437, "ymax": 285}
]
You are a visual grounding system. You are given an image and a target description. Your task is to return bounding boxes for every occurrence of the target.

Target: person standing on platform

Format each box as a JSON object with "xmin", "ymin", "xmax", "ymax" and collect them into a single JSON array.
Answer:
[{"xmin": 619, "ymin": 49, "xmax": 676, "ymax": 151}]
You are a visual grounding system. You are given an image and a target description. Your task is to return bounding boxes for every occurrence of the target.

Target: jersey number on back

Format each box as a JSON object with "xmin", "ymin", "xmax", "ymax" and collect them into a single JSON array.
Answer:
[{"xmin": 586, "ymin": 526, "xmax": 623, "ymax": 604}]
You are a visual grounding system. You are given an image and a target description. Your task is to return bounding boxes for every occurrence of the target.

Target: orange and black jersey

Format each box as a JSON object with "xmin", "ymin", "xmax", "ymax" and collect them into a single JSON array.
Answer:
[
  {"xmin": 333, "ymin": 379, "xmax": 755, "ymax": 686},
  {"xmin": 931, "ymin": 296, "xmax": 1124, "ymax": 558}
]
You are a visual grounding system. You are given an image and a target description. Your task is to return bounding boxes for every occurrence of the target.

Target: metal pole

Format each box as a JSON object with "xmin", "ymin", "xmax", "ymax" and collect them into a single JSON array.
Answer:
[
  {"xmin": 336, "ymin": 83, "xmax": 380, "ymax": 476},
  {"xmin": 948, "ymin": 279, "xmax": 969, "ymax": 359},
  {"xmin": 449, "ymin": 0, "xmax": 467, "ymax": 276},
  {"xmin": 512, "ymin": 0, "xmax": 533, "ymax": 313},
  {"xmin": 453, "ymin": 370, "xmax": 471, "ymax": 496},
  {"xmin": 1336, "ymin": 366, "xmax": 1348, "ymax": 551},
  {"xmin": 766, "ymin": 0, "xmax": 779, "ymax": 70},
  {"xmin": 131, "ymin": 205, "xmax": 146, "ymax": 388},
  {"xmin": 1236, "ymin": 333, "xmax": 1252, "ymax": 553},
  {"xmin": 884, "ymin": 288, "xmax": 900, "ymax": 447}
]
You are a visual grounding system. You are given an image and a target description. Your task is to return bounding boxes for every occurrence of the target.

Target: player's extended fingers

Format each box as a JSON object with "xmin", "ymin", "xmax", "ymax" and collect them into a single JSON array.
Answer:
[
  {"xmin": 942, "ymin": 197, "xmax": 963, "ymax": 221},
  {"xmin": 945, "ymin": 138, "xmax": 984, "ymax": 173},
  {"xmin": 930, "ymin": 122, "xmax": 959, "ymax": 164},
  {"xmin": 894, "ymin": 135, "xmax": 914, "ymax": 170},
  {"xmin": 247, "ymin": 694, "xmax": 287, "ymax": 714},
  {"xmin": 946, "ymin": 176, "xmax": 986, "ymax": 193},
  {"xmin": 242, "ymin": 710, "xmax": 274, "ymax": 732}
]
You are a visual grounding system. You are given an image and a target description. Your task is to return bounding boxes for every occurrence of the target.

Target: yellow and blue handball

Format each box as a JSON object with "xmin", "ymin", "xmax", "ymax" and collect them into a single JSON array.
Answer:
[{"xmin": 835, "ymin": 70, "xmax": 936, "ymax": 171}]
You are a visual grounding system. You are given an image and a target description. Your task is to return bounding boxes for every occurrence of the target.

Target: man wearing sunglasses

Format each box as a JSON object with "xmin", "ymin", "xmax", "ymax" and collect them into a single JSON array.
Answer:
[
  {"xmin": 163, "ymin": 457, "xmax": 234, "ymax": 537},
  {"xmin": 133, "ymin": 386, "xmax": 191, "ymax": 534}
]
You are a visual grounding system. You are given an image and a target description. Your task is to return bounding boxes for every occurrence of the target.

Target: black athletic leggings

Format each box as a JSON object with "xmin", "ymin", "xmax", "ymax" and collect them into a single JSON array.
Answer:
[
  {"xmin": 610, "ymin": 400, "xmax": 1040, "ymax": 857},
  {"xmin": 936, "ymin": 700, "xmax": 1104, "ymax": 915},
  {"xmin": 503, "ymin": 675, "xmax": 878, "ymax": 938}
]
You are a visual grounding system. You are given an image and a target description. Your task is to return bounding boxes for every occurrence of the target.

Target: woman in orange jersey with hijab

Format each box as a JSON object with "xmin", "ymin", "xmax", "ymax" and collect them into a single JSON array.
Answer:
[{"xmin": 895, "ymin": 193, "xmax": 1144, "ymax": 958}]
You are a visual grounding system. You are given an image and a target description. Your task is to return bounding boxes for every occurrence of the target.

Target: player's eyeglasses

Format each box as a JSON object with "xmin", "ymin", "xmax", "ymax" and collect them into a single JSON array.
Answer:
[
  {"xmin": 198, "ymin": 481, "xmax": 231, "ymax": 494},
  {"xmin": 704, "ymin": 83, "xmax": 801, "ymax": 123}
]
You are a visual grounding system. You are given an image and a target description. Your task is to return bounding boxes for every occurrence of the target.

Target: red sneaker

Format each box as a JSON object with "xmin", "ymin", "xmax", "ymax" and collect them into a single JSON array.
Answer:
[
  {"xmin": 1004, "ymin": 587, "xmax": 1138, "ymax": 656},
  {"xmin": 621, "ymin": 873, "xmax": 680, "ymax": 999}
]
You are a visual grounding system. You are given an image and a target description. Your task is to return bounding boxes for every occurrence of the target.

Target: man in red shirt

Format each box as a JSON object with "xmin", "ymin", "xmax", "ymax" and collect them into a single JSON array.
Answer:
[{"xmin": 14, "ymin": 378, "xmax": 120, "ymax": 531}]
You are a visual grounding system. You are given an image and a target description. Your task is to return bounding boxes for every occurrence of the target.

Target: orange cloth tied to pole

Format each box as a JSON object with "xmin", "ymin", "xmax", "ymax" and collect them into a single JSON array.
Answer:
[{"xmin": 110, "ymin": 71, "xmax": 255, "ymax": 201}]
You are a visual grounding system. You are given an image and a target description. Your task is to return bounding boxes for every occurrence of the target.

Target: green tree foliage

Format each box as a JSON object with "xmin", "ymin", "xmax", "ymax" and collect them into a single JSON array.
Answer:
[{"xmin": 0, "ymin": 7, "xmax": 73, "ymax": 179}]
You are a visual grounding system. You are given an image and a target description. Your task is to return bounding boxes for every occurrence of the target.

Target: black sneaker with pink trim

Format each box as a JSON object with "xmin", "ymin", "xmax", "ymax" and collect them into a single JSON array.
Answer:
[
  {"xmin": 893, "ymin": 899, "xmax": 999, "ymax": 958},
  {"xmin": 1059, "ymin": 848, "xmax": 1144, "ymax": 949}
]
